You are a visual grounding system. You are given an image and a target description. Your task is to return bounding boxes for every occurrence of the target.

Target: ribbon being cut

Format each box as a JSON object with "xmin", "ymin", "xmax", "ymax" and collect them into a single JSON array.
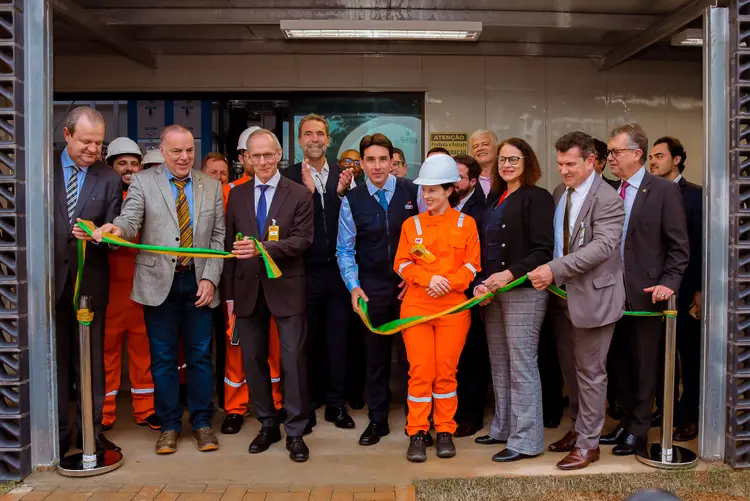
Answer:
[{"xmin": 74, "ymin": 220, "xmax": 676, "ymax": 334}]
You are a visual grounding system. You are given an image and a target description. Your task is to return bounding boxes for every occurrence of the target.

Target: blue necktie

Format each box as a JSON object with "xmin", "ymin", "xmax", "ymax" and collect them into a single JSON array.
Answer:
[
  {"xmin": 257, "ymin": 185, "xmax": 269, "ymax": 236},
  {"xmin": 375, "ymin": 188, "xmax": 389, "ymax": 212}
]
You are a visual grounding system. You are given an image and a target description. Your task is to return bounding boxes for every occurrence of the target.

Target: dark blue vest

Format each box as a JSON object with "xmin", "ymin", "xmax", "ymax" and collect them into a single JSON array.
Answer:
[{"xmin": 346, "ymin": 177, "xmax": 419, "ymax": 284}]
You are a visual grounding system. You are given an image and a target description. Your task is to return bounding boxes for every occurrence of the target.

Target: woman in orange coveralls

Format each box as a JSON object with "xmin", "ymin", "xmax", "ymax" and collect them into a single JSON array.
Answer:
[{"xmin": 393, "ymin": 154, "xmax": 481, "ymax": 463}]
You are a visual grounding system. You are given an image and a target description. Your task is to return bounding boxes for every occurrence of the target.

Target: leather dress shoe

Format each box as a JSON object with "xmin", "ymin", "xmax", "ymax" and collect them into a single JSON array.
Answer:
[
  {"xmin": 436, "ymin": 432, "xmax": 456, "ymax": 458},
  {"xmin": 453, "ymin": 422, "xmax": 482, "ymax": 438},
  {"xmin": 651, "ymin": 410, "xmax": 662, "ymax": 428},
  {"xmin": 406, "ymin": 431, "xmax": 428, "ymax": 462},
  {"xmin": 673, "ymin": 423, "xmax": 698, "ymax": 442},
  {"xmin": 77, "ymin": 433, "xmax": 121, "ymax": 452},
  {"xmin": 599, "ymin": 423, "xmax": 626, "ymax": 445},
  {"xmin": 325, "ymin": 406, "xmax": 355, "ymax": 429},
  {"xmin": 348, "ymin": 396, "xmax": 365, "ymax": 410},
  {"xmin": 248, "ymin": 427, "xmax": 281, "ymax": 454},
  {"xmin": 304, "ymin": 412, "xmax": 316, "ymax": 435},
  {"xmin": 474, "ymin": 434, "xmax": 506, "ymax": 446},
  {"xmin": 557, "ymin": 447, "xmax": 600, "ymax": 470},
  {"xmin": 492, "ymin": 448, "xmax": 537, "ymax": 462},
  {"xmin": 612, "ymin": 434, "xmax": 645, "ymax": 456},
  {"xmin": 549, "ymin": 430, "xmax": 578, "ymax": 453},
  {"xmin": 544, "ymin": 418, "xmax": 561, "ymax": 429},
  {"xmin": 220, "ymin": 414, "xmax": 244, "ymax": 435},
  {"xmin": 359, "ymin": 421, "xmax": 390, "ymax": 446},
  {"xmin": 286, "ymin": 436, "xmax": 309, "ymax": 462}
]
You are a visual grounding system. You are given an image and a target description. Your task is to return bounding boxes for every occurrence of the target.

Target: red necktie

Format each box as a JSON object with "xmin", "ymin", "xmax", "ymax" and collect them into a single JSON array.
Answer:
[{"xmin": 619, "ymin": 181, "xmax": 629, "ymax": 201}]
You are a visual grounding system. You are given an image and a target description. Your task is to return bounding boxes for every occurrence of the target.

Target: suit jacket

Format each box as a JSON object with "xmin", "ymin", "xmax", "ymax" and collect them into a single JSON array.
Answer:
[
  {"xmin": 113, "ymin": 165, "xmax": 225, "ymax": 308},
  {"xmin": 549, "ymin": 175, "xmax": 626, "ymax": 328},
  {"xmin": 459, "ymin": 187, "xmax": 487, "ymax": 229},
  {"xmin": 54, "ymin": 151, "xmax": 122, "ymax": 310},
  {"xmin": 222, "ymin": 174, "xmax": 314, "ymax": 318},
  {"xmin": 677, "ymin": 176, "xmax": 702, "ymax": 307},
  {"xmin": 619, "ymin": 170, "xmax": 689, "ymax": 312}
]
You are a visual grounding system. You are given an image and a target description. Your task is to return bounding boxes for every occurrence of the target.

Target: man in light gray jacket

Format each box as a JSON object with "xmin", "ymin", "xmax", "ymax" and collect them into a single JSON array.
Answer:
[
  {"xmin": 95, "ymin": 125, "xmax": 225, "ymax": 455},
  {"xmin": 529, "ymin": 131, "xmax": 625, "ymax": 470}
]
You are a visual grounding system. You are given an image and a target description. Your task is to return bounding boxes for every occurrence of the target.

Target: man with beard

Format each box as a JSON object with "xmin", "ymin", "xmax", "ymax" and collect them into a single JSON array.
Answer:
[
  {"xmin": 339, "ymin": 149, "xmax": 364, "ymax": 185},
  {"xmin": 102, "ymin": 138, "xmax": 159, "ymax": 432},
  {"xmin": 285, "ymin": 114, "xmax": 356, "ymax": 434},
  {"xmin": 470, "ymin": 129, "xmax": 499, "ymax": 198}
]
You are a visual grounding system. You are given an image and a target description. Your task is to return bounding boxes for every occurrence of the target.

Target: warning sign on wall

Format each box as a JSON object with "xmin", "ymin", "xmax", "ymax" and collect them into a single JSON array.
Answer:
[{"xmin": 429, "ymin": 132, "xmax": 468, "ymax": 156}]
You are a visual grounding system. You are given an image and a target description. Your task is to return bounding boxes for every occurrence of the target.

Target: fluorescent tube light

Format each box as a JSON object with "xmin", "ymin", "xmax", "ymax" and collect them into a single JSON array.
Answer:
[
  {"xmin": 281, "ymin": 20, "xmax": 481, "ymax": 41},
  {"xmin": 671, "ymin": 29, "xmax": 703, "ymax": 47}
]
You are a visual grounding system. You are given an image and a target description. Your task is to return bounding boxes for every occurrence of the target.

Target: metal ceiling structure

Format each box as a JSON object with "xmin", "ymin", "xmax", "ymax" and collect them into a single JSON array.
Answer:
[{"xmin": 50, "ymin": 0, "xmax": 723, "ymax": 69}]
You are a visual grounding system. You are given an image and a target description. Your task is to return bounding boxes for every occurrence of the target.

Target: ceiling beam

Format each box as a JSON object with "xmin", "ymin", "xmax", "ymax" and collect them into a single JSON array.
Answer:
[
  {"xmin": 50, "ymin": 0, "xmax": 157, "ymax": 69},
  {"xmin": 599, "ymin": 0, "xmax": 721, "ymax": 70},
  {"xmin": 54, "ymin": 40, "xmax": 611, "ymax": 59},
  {"xmin": 89, "ymin": 8, "xmax": 660, "ymax": 31}
]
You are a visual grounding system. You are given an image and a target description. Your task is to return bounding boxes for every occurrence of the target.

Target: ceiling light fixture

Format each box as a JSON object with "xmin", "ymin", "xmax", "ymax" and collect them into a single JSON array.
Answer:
[
  {"xmin": 280, "ymin": 20, "xmax": 482, "ymax": 41},
  {"xmin": 671, "ymin": 28, "xmax": 703, "ymax": 46}
]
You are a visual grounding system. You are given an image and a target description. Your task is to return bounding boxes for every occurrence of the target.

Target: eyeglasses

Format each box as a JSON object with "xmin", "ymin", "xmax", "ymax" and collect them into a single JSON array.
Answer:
[
  {"xmin": 607, "ymin": 148, "xmax": 634, "ymax": 158},
  {"xmin": 392, "ymin": 161, "xmax": 405, "ymax": 167},
  {"xmin": 247, "ymin": 152, "xmax": 277, "ymax": 164},
  {"xmin": 341, "ymin": 158, "xmax": 361, "ymax": 167},
  {"xmin": 498, "ymin": 156, "xmax": 524, "ymax": 166}
]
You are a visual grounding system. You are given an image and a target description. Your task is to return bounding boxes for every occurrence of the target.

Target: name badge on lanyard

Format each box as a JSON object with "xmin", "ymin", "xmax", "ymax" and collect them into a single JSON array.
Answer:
[{"xmin": 269, "ymin": 219, "xmax": 279, "ymax": 242}]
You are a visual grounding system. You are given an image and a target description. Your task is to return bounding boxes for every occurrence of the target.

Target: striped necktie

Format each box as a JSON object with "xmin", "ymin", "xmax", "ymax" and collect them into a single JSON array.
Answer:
[
  {"xmin": 172, "ymin": 179, "xmax": 193, "ymax": 266},
  {"xmin": 66, "ymin": 165, "xmax": 80, "ymax": 223}
]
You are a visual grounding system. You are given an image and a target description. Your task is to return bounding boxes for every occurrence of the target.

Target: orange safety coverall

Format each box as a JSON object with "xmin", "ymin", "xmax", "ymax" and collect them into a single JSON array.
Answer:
[
  {"xmin": 223, "ymin": 175, "xmax": 283, "ymax": 414},
  {"xmin": 103, "ymin": 191, "xmax": 156, "ymax": 427},
  {"xmin": 394, "ymin": 209, "xmax": 481, "ymax": 436}
]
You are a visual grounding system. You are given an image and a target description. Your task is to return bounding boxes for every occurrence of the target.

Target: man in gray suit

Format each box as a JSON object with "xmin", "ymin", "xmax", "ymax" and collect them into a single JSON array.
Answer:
[
  {"xmin": 95, "ymin": 125, "xmax": 225, "ymax": 455},
  {"xmin": 529, "ymin": 131, "xmax": 626, "ymax": 470}
]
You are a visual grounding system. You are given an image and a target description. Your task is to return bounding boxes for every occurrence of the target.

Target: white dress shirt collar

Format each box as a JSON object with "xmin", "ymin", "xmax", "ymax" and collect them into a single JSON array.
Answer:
[{"xmin": 254, "ymin": 170, "xmax": 281, "ymax": 189}]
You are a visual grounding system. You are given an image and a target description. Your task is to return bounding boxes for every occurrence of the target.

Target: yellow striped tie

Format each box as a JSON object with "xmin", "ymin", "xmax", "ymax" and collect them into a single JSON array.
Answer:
[{"xmin": 172, "ymin": 179, "xmax": 193, "ymax": 266}]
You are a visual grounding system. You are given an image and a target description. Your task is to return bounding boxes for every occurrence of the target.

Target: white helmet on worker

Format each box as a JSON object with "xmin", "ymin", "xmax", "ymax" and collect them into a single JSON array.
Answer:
[
  {"xmin": 141, "ymin": 149, "xmax": 164, "ymax": 167},
  {"xmin": 237, "ymin": 126, "xmax": 261, "ymax": 151},
  {"xmin": 413, "ymin": 153, "xmax": 461, "ymax": 185},
  {"xmin": 105, "ymin": 137, "xmax": 142, "ymax": 164}
]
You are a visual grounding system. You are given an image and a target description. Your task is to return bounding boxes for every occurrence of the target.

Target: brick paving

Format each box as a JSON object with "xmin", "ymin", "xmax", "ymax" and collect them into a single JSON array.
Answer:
[{"xmin": 0, "ymin": 484, "xmax": 416, "ymax": 501}]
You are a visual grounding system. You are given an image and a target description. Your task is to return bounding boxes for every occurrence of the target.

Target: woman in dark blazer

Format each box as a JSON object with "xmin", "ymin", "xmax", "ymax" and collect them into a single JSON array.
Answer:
[{"xmin": 472, "ymin": 137, "xmax": 555, "ymax": 462}]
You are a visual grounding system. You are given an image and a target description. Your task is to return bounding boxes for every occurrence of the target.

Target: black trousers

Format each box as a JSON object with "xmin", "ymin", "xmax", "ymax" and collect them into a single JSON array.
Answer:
[
  {"xmin": 305, "ymin": 262, "xmax": 352, "ymax": 409},
  {"xmin": 455, "ymin": 308, "xmax": 491, "ymax": 428},
  {"xmin": 213, "ymin": 305, "xmax": 226, "ymax": 409},
  {"xmin": 361, "ymin": 277, "xmax": 406, "ymax": 424},
  {"xmin": 237, "ymin": 289, "xmax": 308, "ymax": 437},
  {"xmin": 538, "ymin": 309, "xmax": 563, "ymax": 425},
  {"xmin": 56, "ymin": 279, "xmax": 106, "ymax": 440},
  {"xmin": 611, "ymin": 315, "xmax": 663, "ymax": 438}
]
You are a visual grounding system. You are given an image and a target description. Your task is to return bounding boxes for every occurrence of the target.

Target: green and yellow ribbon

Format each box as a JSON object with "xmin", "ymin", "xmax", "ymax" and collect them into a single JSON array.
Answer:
[
  {"xmin": 73, "ymin": 220, "xmax": 283, "ymax": 322},
  {"xmin": 358, "ymin": 275, "xmax": 678, "ymax": 336}
]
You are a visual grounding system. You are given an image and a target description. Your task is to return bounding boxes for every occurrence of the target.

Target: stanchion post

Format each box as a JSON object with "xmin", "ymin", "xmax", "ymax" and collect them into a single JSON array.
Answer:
[
  {"xmin": 636, "ymin": 296, "xmax": 698, "ymax": 470},
  {"xmin": 57, "ymin": 296, "xmax": 123, "ymax": 477}
]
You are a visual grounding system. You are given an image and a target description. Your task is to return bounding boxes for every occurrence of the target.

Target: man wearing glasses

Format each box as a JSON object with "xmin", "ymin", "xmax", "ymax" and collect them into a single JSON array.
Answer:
[
  {"xmin": 339, "ymin": 149, "xmax": 364, "ymax": 185},
  {"xmin": 391, "ymin": 147, "xmax": 408, "ymax": 178}
]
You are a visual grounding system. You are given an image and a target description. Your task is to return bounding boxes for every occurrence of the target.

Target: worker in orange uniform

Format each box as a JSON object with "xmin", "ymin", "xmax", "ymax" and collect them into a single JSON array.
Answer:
[
  {"xmin": 393, "ymin": 154, "xmax": 481, "ymax": 463},
  {"xmin": 103, "ymin": 137, "xmax": 161, "ymax": 431},
  {"xmin": 220, "ymin": 126, "xmax": 285, "ymax": 435}
]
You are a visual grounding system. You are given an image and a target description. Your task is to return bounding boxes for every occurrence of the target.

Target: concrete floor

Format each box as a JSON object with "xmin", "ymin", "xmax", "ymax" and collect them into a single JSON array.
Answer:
[{"xmin": 27, "ymin": 404, "xmax": 701, "ymax": 487}]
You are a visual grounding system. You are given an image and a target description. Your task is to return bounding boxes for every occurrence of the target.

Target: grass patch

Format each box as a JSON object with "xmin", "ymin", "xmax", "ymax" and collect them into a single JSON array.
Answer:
[
  {"xmin": 0, "ymin": 482, "xmax": 18, "ymax": 495},
  {"xmin": 415, "ymin": 468, "xmax": 750, "ymax": 501}
]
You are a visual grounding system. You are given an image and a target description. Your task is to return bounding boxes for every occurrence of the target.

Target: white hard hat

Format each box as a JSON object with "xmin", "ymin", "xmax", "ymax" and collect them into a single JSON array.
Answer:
[
  {"xmin": 105, "ymin": 137, "xmax": 142, "ymax": 163},
  {"xmin": 413, "ymin": 154, "xmax": 461, "ymax": 185},
  {"xmin": 237, "ymin": 126, "xmax": 261, "ymax": 151},
  {"xmin": 141, "ymin": 149, "xmax": 164, "ymax": 166}
]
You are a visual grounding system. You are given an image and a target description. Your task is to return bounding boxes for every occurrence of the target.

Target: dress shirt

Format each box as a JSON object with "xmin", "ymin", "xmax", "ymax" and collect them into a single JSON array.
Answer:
[
  {"xmin": 337, "ymin": 174, "xmax": 398, "ymax": 292},
  {"xmin": 455, "ymin": 189, "xmax": 475, "ymax": 212},
  {"xmin": 254, "ymin": 170, "xmax": 281, "ymax": 214},
  {"xmin": 61, "ymin": 147, "xmax": 89, "ymax": 200},
  {"xmin": 478, "ymin": 175, "xmax": 492, "ymax": 196},
  {"xmin": 674, "ymin": 174, "xmax": 682, "ymax": 184},
  {"xmin": 553, "ymin": 171, "xmax": 596, "ymax": 259},
  {"xmin": 620, "ymin": 166, "xmax": 647, "ymax": 260},
  {"xmin": 305, "ymin": 161, "xmax": 330, "ymax": 208},
  {"xmin": 165, "ymin": 166, "xmax": 194, "ymax": 228}
]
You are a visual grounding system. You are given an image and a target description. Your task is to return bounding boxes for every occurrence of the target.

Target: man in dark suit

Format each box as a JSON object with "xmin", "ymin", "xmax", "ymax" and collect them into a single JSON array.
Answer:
[
  {"xmin": 55, "ymin": 107, "xmax": 123, "ymax": 455},
  {"xmin": 284, "ymin": 114, "xmax": 355, "ymax": 433},
  {"xmin": 224, "ymin": 128, "xmax": 314, "ymax": 462},
  {"xmin": 452, "ymin": 154, "xmax": 490, "ymax": 437},
  {"xmin": 649, "ymin": 136, "xmax": 702, "ymax": 441},
  {"xmin": 599, "ymin": 123, "xmax": 689, "ymax": 456}
]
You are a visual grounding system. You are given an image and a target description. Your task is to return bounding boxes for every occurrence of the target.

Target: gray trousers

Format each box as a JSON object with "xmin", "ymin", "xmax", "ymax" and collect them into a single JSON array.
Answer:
[
  {"xmin": 551, "ymin": 297, "xmax": 615, "ymax": 450},
  {"xmin": 484, "ymin": 287, "xmax": 547, "ymax": 456}
]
